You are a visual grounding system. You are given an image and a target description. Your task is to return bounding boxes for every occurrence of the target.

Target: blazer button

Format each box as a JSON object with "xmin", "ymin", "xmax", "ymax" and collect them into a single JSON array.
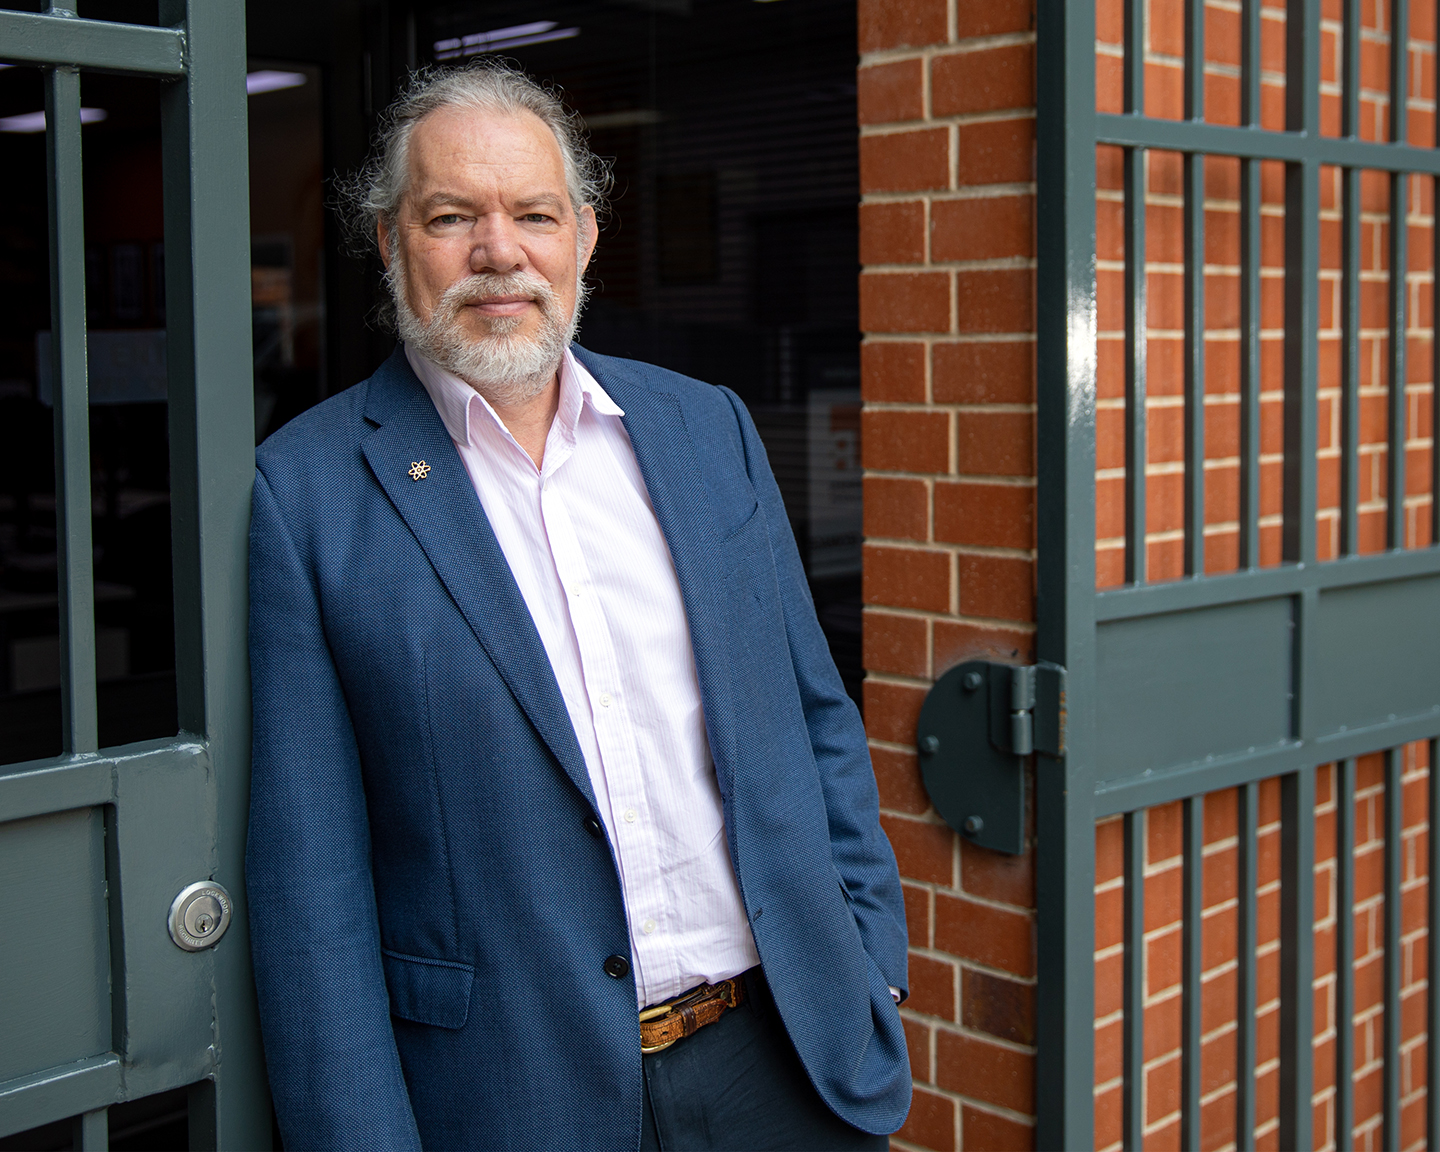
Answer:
[
  {"xmin": 603, "ymin": 955, "xmax": 630, "ymax": 979},
  {"xmin": 584, "ymin": 816, "xmax": 603, "ymax": 839}
]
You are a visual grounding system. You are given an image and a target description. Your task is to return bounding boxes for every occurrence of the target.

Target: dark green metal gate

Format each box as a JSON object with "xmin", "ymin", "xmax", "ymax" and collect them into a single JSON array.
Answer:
[
  {"xmin": 1035, "ymin": 0, "xmax": 1440, "ymax": 1148},
  {"xmin": 0, "ymin": 4, "xmax": 266, "ymax": 1148}
]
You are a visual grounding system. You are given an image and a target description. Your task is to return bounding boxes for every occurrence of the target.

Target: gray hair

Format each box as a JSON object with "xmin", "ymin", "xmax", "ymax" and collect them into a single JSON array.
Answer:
[{"xmin": 338, "ymin": 60, "xmax": 611, "ymax": 263}]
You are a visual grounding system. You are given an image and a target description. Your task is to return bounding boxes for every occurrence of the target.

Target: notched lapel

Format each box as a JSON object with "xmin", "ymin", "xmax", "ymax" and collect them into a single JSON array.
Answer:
[{"xmin": 359, "ymin": 355, "xmax": 595, "ymax": 808}]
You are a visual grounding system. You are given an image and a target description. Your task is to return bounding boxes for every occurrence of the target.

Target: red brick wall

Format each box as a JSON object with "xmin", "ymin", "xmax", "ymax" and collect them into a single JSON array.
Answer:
[{"xmin": 858, "ymin": 1, "xmax": 1041, "ymax": 1147}]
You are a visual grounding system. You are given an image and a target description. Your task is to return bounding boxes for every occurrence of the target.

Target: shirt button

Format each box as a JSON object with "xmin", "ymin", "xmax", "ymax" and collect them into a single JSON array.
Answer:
[
  {"xmin": 603, "ymin": 955, "xmax": 630, "ymax": 979},
  {"xmin": 599, "ymin": 693, "xmax": 612, "ymax": 708},
  {"xmin": 624, "ymin": 808, "xmax": 638, "ymax": 823},
  {"xmin": 641, "ymin": 919, "xmax": 657, "ymax": 935}
]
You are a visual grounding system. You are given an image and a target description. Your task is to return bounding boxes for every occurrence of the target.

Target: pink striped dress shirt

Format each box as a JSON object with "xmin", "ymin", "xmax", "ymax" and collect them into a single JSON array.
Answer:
[{"xmin": 406, "ymin": 343, "xmax": 761, "ymax": 1009}]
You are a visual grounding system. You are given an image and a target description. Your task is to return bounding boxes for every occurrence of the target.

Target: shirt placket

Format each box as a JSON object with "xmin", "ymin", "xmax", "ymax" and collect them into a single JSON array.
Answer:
[{"xmin": 537, "ymin": 468, "xmax": 676, "ymax": 1004}]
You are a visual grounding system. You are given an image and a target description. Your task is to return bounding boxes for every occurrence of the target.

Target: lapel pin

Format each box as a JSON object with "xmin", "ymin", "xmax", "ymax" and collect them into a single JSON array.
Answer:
[{"xmin": 408, "ymin": 461, "xmax": 431, "ymax": 481}]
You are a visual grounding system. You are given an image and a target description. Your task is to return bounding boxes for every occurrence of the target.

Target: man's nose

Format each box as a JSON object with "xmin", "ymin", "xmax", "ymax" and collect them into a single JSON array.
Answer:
[{"xmin": 468, "ymin": 214, "xmax": 525, "ymax": 273}]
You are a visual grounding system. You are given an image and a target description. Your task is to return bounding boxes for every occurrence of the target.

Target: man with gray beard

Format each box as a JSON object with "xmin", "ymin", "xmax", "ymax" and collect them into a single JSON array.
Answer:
[{"xmin": 246, "ymin": 61, "xmax": 910, "ymax": 1152}]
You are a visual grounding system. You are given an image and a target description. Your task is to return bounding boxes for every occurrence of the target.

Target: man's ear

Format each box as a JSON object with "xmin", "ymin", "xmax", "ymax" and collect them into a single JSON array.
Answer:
[
  {"xmin": 377, "ymin": 219, "xmax": 392, "ymax": 271},
  {"xmin": 578, "ymin": 205, "xmax": 598, "ymax": 274}
]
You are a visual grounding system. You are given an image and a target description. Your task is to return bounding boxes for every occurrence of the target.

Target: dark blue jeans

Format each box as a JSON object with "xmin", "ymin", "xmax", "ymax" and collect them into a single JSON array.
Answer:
[{"xmin": 639, "ymin": 969, "xmax": 891, "ymax": 1152}]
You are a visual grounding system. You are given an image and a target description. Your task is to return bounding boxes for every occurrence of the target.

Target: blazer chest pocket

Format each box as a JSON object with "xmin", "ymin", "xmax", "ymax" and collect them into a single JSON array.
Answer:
[
  {"xmin": 382, "ymin": 948, "xmax": 474, "ymax": 1029},
  {"xmin": 720, "ymin": 496, "xmax": 761, "ymax": 542},
  {"xmin": 703, "ymin": 470, "xmax": 759, "ymax": 541}
]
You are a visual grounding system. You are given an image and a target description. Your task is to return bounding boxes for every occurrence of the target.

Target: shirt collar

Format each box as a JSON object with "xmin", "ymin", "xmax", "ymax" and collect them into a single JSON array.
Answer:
[{"xmin": 404, "ymin": 342, "xmax": 624, "ymax": 452}]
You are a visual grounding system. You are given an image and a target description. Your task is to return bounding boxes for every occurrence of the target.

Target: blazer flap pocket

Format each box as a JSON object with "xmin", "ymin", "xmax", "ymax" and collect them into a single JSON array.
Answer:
[{"xmin": 382, "ymin": 949, "xmax": 474, "ymax": 1029}]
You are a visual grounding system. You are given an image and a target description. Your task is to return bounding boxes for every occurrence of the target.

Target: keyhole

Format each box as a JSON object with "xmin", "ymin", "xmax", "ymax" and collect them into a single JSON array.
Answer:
[{"xmin": 194, "ymin": 913, "xmax": 213, "ymax": 934}]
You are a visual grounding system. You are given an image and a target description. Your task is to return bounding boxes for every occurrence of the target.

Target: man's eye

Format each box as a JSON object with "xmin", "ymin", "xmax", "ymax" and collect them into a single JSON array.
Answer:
[
  {"xmin": 431, "ymin": 214, "xmax": 464, "ymax": 226},
  {"xmin": 522, "ymin": 213, "xmax": 554, "ymax": 224}
]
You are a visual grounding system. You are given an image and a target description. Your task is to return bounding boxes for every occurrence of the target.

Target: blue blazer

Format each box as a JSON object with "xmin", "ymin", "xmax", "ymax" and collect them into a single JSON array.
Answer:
[{"xmin": 246, "ymin": 346, "xmax": 910, "ymax": 1151}]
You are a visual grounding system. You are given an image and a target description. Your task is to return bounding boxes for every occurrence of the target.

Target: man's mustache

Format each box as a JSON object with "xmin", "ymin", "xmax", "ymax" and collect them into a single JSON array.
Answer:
[{"xmin": 435, "ymin": 271, "xmax": 560, "ymax": 320}]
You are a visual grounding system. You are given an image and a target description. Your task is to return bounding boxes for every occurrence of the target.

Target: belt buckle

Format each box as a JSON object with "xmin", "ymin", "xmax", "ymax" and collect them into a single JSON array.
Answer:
[
  {"xmin": 638, "ymin": 981, "xmax": 725, "ymax": 1055},
  {"xmin": 638, "ymin": 1001, "xmax": 682, "ymax": 1054}
]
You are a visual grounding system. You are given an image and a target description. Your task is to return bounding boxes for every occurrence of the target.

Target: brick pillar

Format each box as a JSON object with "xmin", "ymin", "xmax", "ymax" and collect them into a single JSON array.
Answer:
[{"xmin": 858, "ymin": 2, "xmax": 1040, "ymax": 1148}]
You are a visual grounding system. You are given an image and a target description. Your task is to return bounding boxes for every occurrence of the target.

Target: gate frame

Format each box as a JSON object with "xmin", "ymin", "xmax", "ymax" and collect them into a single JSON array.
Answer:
[
  {"xmin": 0, "ymin": 4, "xmax": 265, "ymax": 1148},
  {"xmin": 1034, "ymin": 0, "xmax": 1100, "ymax": 1146},
  {"xmin": 1034, "ymin": 0, "xmax": 1440, "ymax": 1147}
]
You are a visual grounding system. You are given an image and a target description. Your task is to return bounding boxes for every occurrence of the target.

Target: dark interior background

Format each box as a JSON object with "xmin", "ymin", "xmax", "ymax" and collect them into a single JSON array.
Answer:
[
  {"xmin": 0, "ymin": 0, "xmax": 862, "ymax": 768},
  {"xmin": 0, "ymin": 3, "xmax": 860, "ymax": 1145}
]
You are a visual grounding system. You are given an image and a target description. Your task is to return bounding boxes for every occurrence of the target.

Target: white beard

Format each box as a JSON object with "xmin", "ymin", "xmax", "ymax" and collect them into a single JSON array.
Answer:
[{"xmin": 388, "ymin": 253, "xmax": 587, "ymax": 408}]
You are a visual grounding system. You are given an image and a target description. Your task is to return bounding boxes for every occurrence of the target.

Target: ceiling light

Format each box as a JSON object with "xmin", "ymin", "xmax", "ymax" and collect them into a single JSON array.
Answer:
[
  {"xmin": 455, "ymin": 20, "xmax": 557, "ymax": 45},
  {"xmin": 0, "ymin": 107, "xmax": 107, "ymax": 133},
  {"xmin": 434, "ymin": 21, "xmax": 580, "ymax": 60},
  {"xmin": 246, "ymin": 70, "xmax": 307, "ymax": 95}
]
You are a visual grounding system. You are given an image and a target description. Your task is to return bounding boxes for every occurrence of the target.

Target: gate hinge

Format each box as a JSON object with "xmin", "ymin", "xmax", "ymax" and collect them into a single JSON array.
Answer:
[
  {"xmin": 915, "ymin": 660, "xmax": 1067, "ymax": 855},
  {"xmin": 988, "ymin": 661, "xmax": 1066, "ymax": 759}
]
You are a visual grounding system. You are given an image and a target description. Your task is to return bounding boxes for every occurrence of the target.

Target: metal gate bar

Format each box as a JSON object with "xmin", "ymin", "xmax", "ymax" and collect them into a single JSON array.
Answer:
[
  {"xmin": 1237, "ymin": 780, "xmax": 1259, "ymax": 1144},
  {"xmin": 1180, "ymin": 797, "xmax": 1202, "ymax": 1150},
  {"xmin": 44, "ymin": 55, "xmax": 96, "ymax": 757},
  {"xmin": 1283, "ymin": 0, "xmax": 1321, "ymax": 570},
  {"xmin": 1341, "ymin": 0, "xmax": 1362, "ymax": 559},
  {"xmin": 1430, "ymin": 737, "xmax": 1440, "ymax": 1151},
  {"xmin": 1387, "ymin": 164, "xmax": 1408, "ymax": 552},
  {"xmin": 0, "ymin": 12, "xmax": 183, "ymax": 74},
  {"xmin": 1035, "ymin": 0, "xmax": 1100, "ymax": 1137},
  {"xmin": 1123, "ymin": 0, "xmax": 1146, "ymax": 585},
  {"xmin": 1239, "ymin": 139, "xmax": 1261, "ymax": 568},
  {"xmin": 1122, "ymin": 811, "xmax": 1144, "ymax": 1148},
  {"xmin": 157, "ymin": 0, "xmax": 263, "ymax": 1142},
  {"xmin": 1183, "ymin": 149, "xmax": 1205, "ymax": 577},
  {"xmin": 1384, "ymin": 749, "xmax": 1403, "ymax": 1148},
  {"xmin": 1388, "ymin": 0, "xmax": 1411, "ymax": 552},
  {"xmin": 1239, "ymin": 0, "xmax": 1262, "ymax": 570},
  {"xmin": 1336, "ymin": 757, "xmax": 1356, "ymax": 1145},
  {"xmin": 1278, "ymin": 766, "xmax": 1317, "ymax": 1152},
  {"xmin": 73, "ymin": 1108, "xmax": 106, "ymax": 1151},
  {"xmin": 1124, "ymin": 143, "xmax": 1147, "ymax": 585},
  {"xmin": 1342, "ymin": 157, "xmax": 1362, "ymax": 556},
  {"xmin": 1182, "ymin": 0, "xmax": 1205, "ymax": 578},
  {"xmin": 1101, "ymin": 115, "xmax": 1440, "ymax": 169},
  {"xmin": 1096, "ymin": 541, "xmax": 1440, "ymax": 617}
]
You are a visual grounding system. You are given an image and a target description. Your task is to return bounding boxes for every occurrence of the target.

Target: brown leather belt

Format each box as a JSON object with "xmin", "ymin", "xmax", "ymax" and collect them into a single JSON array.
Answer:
[{"xmin": 638, "ymin": 974, "xmax": 747, "ymax": 1054}]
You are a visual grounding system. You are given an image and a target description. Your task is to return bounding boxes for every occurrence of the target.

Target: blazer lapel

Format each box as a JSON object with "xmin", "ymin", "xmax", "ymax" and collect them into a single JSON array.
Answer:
[
  {"xmin": 359, "ymin": 350, "xmax": 595, "ymax": 807},
  {"xmin": 573, "ymin": 348, "xmax": 742, "ymax": 792}
]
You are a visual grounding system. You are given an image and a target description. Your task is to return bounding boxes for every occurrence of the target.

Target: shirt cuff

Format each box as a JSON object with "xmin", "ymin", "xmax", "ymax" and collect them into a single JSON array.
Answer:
[{"xmin": 889, "ymin": 986, "xmax": 902, "ymax": 1004}]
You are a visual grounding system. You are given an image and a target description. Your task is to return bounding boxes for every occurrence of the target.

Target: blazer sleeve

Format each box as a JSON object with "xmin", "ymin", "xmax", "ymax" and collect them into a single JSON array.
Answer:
[
  {"xmin": 246, "ymin": 468, "xmax": 423, "ymax": 1152},
  {"xmin": 717, "ymin": 387, "xmax": 910, "ymax": 996}
]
